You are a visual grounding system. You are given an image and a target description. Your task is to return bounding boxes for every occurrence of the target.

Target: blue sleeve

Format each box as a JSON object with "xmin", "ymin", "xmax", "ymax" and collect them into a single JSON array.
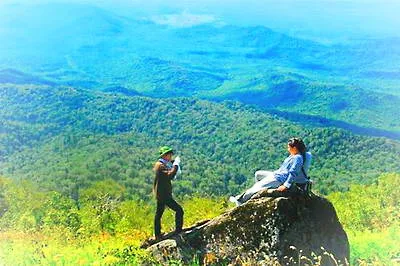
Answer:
[{"xmin": 283, "ymin": 155, "xmax": 303, "ymax": 188}]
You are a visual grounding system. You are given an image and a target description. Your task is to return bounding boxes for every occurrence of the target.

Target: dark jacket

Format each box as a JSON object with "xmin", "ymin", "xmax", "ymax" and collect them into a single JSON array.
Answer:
[{"xmin": 153, "ymin": 160, "xmax": 178, "ymax": 201}]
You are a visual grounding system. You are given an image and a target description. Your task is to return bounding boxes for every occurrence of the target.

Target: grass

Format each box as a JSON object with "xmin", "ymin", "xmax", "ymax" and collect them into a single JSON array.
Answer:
[
  {"xmin": 1, "ymin": 225, "xmax": 399, "ymax": 265},
  {"xmin": 0, "ymin": 230, "xmax": 147, "ymax": 265}
]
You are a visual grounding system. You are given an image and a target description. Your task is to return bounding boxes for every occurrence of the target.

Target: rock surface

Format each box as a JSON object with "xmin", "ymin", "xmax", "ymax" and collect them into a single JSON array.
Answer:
[{"xmin": 142, "ymin": 191, "xmax": 349, "ymax": 265}]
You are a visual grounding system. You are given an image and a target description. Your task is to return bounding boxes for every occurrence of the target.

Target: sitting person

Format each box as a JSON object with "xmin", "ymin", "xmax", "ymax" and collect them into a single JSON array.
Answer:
[{"xmin": 230, "ymin": 138, "xmax": 311, "ymax": 206}]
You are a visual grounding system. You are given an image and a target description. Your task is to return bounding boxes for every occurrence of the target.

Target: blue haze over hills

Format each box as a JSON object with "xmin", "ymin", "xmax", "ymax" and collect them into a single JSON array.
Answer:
[{"xmin": 0, "ymin": 0, "xmax": 400, "ymax": 137}]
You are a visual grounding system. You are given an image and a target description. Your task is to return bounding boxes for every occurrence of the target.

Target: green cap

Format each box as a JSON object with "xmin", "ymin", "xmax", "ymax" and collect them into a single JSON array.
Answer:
[{"xmin": 159, "ymin": 146, "xmax": 174, "ymax": 157}]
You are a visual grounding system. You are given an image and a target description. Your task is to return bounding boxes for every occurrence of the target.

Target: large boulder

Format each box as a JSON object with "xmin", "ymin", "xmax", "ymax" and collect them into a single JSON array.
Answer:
[{"xmin": 142, "ymin": 192, "xmax": 349, "ymax": 265}]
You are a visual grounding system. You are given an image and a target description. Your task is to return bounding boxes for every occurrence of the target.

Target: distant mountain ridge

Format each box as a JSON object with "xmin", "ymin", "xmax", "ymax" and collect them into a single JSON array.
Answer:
[
  {"xmin": 0, "ymin": 2, "xmax": 399, "ymax": 135},
  {"xmin": 2, "ymin": 68, "xmax": 399, "ymax": 139}
]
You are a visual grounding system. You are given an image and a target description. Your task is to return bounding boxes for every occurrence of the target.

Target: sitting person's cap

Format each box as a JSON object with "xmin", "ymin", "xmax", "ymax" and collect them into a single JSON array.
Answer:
[{"xmin": 159, "ymin": 146, "xmax": 174, "ymax": 157}]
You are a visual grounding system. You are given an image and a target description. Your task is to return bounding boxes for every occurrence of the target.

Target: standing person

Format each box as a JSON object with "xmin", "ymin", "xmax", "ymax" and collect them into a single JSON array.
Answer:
[
  {"xmin": 153, "ymin": 146, "xmax": 184, "ymax": 239},
  {"xmin": 230, "ymin": 138, "xmax": 311, "ymax": 206}
]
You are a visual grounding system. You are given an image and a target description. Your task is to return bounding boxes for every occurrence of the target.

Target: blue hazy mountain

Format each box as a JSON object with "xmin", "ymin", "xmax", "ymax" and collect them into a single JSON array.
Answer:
[{"xmin": 0, "ymin": 2, "xmax": 399, "ymax": 135}]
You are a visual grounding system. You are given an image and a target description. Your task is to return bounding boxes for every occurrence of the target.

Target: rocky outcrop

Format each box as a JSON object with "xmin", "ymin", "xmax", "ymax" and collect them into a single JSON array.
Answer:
[{"xmin": 142, "ymin": 191, "xmax": 349, "ymax": 265}]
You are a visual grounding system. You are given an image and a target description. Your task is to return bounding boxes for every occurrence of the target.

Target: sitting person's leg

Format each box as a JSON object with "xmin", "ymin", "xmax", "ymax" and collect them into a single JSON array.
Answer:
[
  {"xmin": 236, "ymin": 181, "xmax": 264, "ymax": 203},
  {"xmin": 231, "ymin": 177, "xmax": 281, "ymax": 205},
  {"xmin": 254, "ymin": 170, "xmax": 275, "ymax": 182}
]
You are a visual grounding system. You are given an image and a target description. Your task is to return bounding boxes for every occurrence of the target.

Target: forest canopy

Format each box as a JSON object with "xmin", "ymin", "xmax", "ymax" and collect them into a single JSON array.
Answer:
[{"xmin": 1, "ymin": 85, "xmax": 399, "ymax": 199}]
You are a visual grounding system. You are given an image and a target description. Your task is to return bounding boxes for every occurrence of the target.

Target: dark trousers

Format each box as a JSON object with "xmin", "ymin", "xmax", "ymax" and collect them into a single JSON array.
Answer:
[{"xmin": 154, "ymin": 197, "xmax": 184, "ymax": 237}]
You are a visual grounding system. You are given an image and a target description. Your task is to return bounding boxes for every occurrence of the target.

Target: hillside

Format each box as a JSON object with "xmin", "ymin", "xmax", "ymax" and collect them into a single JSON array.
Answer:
[
  {"xmin": 1, "ymin": 85, "xmax": 399, "ymax": 199},
  {"xmin": 1, "ymin": 3, "xmax": 399, "ymax": 135}
]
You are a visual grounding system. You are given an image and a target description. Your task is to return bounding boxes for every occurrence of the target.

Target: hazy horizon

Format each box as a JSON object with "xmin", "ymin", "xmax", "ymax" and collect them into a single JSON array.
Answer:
[{"xmin": 1, "ymin": 0, "xmax": 400, "ymax": 42}]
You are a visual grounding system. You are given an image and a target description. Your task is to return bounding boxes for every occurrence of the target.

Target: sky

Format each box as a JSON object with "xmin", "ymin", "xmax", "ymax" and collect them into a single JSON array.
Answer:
[
  {"xmin": 1, "ymin": 0, "xmax": 399, "ymax": 42},
  {"xmin": 116, "ymin": 0, "xmax": 400, "ymax": 42}
]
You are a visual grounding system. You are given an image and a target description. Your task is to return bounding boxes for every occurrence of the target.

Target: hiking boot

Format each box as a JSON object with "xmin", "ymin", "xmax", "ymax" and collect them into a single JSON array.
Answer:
[{"xmin": 173, "ymin": 228, "xmax": 182, "ymax": 235}]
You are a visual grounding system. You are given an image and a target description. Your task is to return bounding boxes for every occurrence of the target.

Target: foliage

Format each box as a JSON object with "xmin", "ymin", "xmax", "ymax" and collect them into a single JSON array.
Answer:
[
  {"xmin": 1, "ymin": 174, "xmax": 399, "ymax": 265},
  {"xmin": 1, "ymin": 86, "xmax": 399, "ymax": 199},
  {"xmin": 348, "ymin": 225, "xmax": 400, "ymax": 265},
  {"xmin": 0, "ymin": 176, "xmax": 227, "ymax": 237},
  {"xmin": 0, "ymin": 175, "xmax": 229, "ymax": 265},
  {"xmin": 328, "ymin": 173, "xmax": 400, "ymax": 265},
  {"xmin": 328, "ymin": 173, "xmax": 400, "ymax": 232}
]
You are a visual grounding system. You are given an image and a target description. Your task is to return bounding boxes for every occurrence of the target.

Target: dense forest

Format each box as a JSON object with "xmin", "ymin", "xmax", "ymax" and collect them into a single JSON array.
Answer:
[
  {"xmin": 1, "ymin": 85, "xmax": 399, "ymax": 264},
  {"xmin": 1, "ymin": 85, "xmax": 399, "ymax": 200}
]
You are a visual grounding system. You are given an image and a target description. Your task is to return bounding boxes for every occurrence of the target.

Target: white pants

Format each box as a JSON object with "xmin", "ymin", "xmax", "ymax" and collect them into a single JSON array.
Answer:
[
  {"xmin": 236, "ymin": 170, "xmax": 281, "ymax": 203},
  {"xmin": 254, "ymin": 170, "xmax": 275, "ymax": 183}
]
